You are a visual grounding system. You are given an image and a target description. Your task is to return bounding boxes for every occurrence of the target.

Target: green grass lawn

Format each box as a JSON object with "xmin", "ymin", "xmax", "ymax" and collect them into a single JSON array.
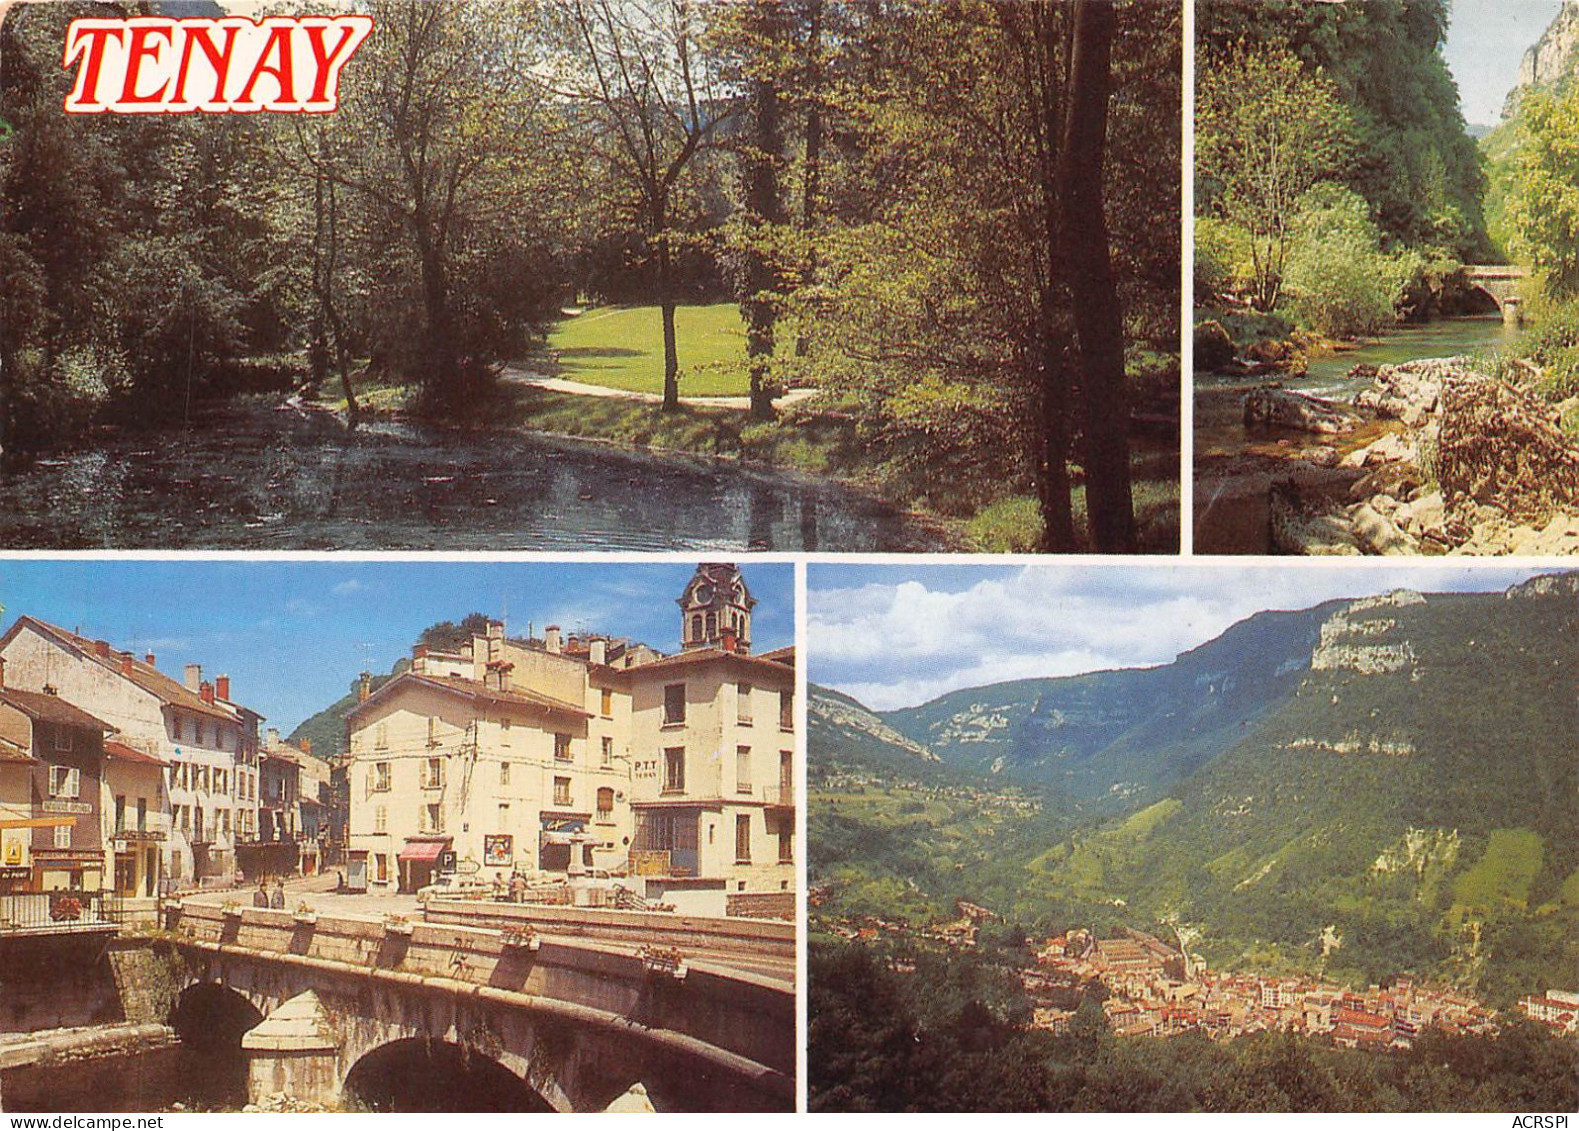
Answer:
[{"xmin": 543, "ymin": 303, "xmax": 750, "ymax": 396}]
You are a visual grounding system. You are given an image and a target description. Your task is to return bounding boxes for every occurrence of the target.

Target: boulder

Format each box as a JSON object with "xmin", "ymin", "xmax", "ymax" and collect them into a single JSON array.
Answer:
[
  {"xmin": 1244, "ymin": 388, "xmax": 1361, "ymax": 434},
  {"xmin": 1351, "ymin": 502, "xmax": 1417, "ymax": 555},
  {"xmin": 1436, "ymin": 378, "xmax": 1579, "ymax": 524},
  {"xmin": 1194, "ymin": 320, "xmax": 1237, "ymax": 372}
]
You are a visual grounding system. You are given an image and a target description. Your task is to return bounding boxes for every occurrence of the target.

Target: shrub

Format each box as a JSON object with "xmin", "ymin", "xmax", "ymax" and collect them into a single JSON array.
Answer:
[{"xmin": 1282, "ymin": 187, "xmax": 1401, "ymax": 338}]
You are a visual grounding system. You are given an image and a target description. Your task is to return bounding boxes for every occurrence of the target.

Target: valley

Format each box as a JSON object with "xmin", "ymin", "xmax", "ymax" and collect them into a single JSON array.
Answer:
[{"xmin": 809, "ymin": 573, "xmax": 1579, "ymax": 1109}]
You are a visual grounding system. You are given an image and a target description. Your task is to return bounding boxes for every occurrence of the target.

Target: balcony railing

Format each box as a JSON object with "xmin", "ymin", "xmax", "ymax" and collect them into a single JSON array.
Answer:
[
  {"xmin": 0, "ymin": 891, "xmax": 123, "ymax": 935},
  {"xmin": 761, "ymin": 782, "xmax": 796, "ymax": 808},
  {"xmin": 113, "ymin": 814, "xmax": 172, "ymax": 842}
]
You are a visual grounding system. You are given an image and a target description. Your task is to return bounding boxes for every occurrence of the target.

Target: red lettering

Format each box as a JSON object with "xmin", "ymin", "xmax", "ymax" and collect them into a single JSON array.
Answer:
[
  {"xmin": 62, "ymin": 24, "xmax": 124, "ymax": 109},
  {"xmin": 304, "ymin": 23, "xmax": 360, "ymax": 105},
  {"xmin": 119, "ymin": 24, "xmax": 174, "ymax": 105},
  {"xmin": 170, "ymin": 24, "xmax": 240, "ymax": 106},
  {"xmin": 235, "ymin": 26, "xmax": 295, "ymax": 107}
]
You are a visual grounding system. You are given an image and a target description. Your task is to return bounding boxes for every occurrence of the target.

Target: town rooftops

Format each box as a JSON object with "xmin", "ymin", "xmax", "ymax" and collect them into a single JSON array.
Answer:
[
  {"xmin": 348, "ymin": 670, "xmax": 590, "ymax": 723},
  {"xmin": 0, "ymin": 686, "xmax": 113, "ymax": 734},
  {"xmin": 625, "ymin": 644, "xmax": 795, "ymax": 676},
  {"xmin": 0, "ymin": 616, "xmax": 239, "ymax": 723}
]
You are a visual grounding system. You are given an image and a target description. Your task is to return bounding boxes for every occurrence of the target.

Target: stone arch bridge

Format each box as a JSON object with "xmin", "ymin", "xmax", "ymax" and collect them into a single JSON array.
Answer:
[
  {"xmin": 1463, "ymin": 265, "xmax": 1529, "ymax": 325},
  {"xmin": 164, "ymin": 901, "xmax": 794, "ymax": 1112}
]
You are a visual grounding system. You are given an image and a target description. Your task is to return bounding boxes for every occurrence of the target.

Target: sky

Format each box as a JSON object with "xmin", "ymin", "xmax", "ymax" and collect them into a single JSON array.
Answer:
[
  {"xmin": 1443, "ymin": 0, "xmax": 1565, "ymax": 126},
  {"xmin": 0, "ymin": 560, "xmax": 792, "ymax": 734},
  {"xmin": 809, "ymin": 563, "xmax": 1554, "ymax": 712}
]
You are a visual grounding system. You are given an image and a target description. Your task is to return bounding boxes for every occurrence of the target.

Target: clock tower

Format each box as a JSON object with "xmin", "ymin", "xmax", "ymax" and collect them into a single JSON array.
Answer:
[{"xmin": 678, "ymin": 563, "xmax": 755, "ymax": 653}]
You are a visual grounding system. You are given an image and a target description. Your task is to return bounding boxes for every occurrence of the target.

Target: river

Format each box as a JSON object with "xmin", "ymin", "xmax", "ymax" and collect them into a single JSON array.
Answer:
[
  {"xmin": 0, "ymin": 401, "xmax": 936, "ymax": 552},
  {"xmin": 1197, "ymin": 315, "xmax": 1520, "ymax": 458}
]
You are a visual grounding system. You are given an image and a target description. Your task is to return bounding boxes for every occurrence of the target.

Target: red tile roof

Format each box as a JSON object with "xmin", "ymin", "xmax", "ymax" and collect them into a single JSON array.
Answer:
[
  {"xmin": 0, "ymin": 687, "xmax": 113, "ymax": 733},
  {"xmin": 105, "ymin": 740, "xmax": 166, "ymax": 767}
]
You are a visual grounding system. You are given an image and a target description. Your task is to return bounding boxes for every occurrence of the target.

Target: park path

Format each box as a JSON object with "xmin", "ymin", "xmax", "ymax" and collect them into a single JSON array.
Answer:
[{"xmin": 499, "ymin": 364, "xmax": 819, "ymax": 410}]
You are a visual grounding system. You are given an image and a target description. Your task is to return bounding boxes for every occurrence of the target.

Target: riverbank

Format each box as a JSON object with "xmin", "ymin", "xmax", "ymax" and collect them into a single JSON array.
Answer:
[
  {"xmin": 314, "ymin": 376, "xmax": 1181, "ymax": 555},
  {"xmin": 1197, "ymin": 354, "xmax": 1579, "ymax": 555}
]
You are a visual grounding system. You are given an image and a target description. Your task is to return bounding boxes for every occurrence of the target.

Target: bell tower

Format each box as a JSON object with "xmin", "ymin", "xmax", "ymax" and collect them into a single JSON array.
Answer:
[{"xmin": 678, "ymin": 563, "xmax": 755, "ymax": 653}]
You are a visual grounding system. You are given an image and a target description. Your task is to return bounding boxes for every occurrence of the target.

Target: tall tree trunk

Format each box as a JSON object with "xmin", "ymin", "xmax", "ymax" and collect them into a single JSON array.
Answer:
[
  {"xmin": 795, "ymin": 0, "xmax": 824, "ymax": 359},
  {"xmin": 742, "ymin": 2, "xmax": 787, "ymax": 421},
  {"xmin": 416, "ymin": 224, "xmax": 457, "ymax": 413},
  {"xmin": 1037, "ymin": 322, "xmax": 1077, "ymax": 551},
  {"xmin": 654, "ymin": 196, "xmax": 681, "ymax": 412},
  {"xmin": 323, "ymin": 175, "xmax": 360, "ymax": 428},
  {"xmin": 1059, "ymin": 0, "xmax": 1135, "ymax": 552}
]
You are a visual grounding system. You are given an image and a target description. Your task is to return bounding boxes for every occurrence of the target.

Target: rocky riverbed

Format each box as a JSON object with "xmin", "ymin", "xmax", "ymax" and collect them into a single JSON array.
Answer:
[{"xmin": 1197, "ymin": 356, "xmax": 1579, "ymax": 555}]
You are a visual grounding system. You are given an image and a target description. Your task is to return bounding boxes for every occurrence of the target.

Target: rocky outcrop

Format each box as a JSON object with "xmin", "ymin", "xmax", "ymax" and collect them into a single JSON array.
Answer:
[
  {"xmin": 1504, "ymin": 1, "xmax": 1579, "ymax": 118},
  {"xmin": 1311, "ymin": 606, "xmax": 1417, "ymax": 673},
  {"xmin": 1244, "ymin": 388, "xmax": 1361, "ymax": 434},
  {"xmin": 1505, "ymin": 572, "xmax": 1579, "ymax": 600},
  {"xmin": 1435, "ymin": 377, "xmax": 1579, "ymax": 525},
  {"xmin": 812, "ymin": 690, "xmax": 939, "ymax": 762}
]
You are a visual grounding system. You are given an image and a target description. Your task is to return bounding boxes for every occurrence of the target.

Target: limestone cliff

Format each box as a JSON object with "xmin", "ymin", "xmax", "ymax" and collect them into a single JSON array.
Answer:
[{"xmin": 1504, "ymin": 2, "xmax": 1579, "ymax": 118}]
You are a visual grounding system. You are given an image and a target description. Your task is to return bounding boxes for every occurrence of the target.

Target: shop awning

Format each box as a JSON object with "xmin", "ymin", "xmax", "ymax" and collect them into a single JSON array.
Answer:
[
  {"xmin": 397, "ymin": 838, "xmax": 450, "ymax": 863},
  {"xmin": 0, "ymin": 816, "xmax": 76, "ymax": 829}
]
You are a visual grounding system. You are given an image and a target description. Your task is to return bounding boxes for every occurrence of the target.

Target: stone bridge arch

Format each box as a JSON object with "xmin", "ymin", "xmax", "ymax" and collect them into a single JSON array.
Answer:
[
  {"xmin": 1463, "ymin": 265, "xmax": 1529, "ymax": 324},
  {"xmin": 174, "ymin": 951, "xmax": 784, "ymax": 1112}
]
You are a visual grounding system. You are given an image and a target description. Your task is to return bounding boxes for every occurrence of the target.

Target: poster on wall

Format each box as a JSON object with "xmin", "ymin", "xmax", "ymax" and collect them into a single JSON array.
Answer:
[{"xmin": 484, "ymin": 835, "xmax": 513, "ymax": 867}]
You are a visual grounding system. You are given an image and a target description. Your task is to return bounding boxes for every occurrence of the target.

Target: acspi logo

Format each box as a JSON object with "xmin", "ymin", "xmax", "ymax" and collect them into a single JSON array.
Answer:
[{"xmin": 61, "ymin": 15, "xmax": 374, "ymax": 114}]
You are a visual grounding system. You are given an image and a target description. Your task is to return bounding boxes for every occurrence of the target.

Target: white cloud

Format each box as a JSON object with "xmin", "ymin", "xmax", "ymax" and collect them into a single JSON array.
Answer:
[{"xmin": 810, "ymin": 563, "xmax": 1546, "ymax": 710}]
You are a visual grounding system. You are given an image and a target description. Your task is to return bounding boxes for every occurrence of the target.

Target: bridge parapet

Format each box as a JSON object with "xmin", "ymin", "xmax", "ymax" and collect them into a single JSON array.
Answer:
[{"xmin": 164, "ymin": 900, "xmax": 794, "ymax": 1109}]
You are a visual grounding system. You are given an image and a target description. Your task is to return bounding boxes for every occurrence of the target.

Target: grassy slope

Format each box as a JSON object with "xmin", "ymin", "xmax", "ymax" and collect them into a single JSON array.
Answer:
[{"xmin": 543, "ymin": 304, "xmax": 749, "ymax": 396}]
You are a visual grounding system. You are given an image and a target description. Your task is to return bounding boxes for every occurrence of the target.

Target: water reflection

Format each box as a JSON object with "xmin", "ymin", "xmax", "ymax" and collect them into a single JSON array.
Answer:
[{"xmin": 0, "ymin": 402, "xmax": 934, "ymax": 551}]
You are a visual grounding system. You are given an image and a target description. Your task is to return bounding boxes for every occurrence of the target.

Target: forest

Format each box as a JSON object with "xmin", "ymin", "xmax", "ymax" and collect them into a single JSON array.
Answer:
[
  {"xmin": 1194, "ymin": 0, "xmax": 1490, "ymax": 347},
  {"xmin": 0, "ymin": 0, "xmax": 1181, "ymax": 552}
]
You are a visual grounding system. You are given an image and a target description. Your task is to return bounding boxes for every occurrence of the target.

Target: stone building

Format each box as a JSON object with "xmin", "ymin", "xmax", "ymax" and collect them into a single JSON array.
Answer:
[
  {"xmin": 0, "ymin": 617, "xmax": 262, "ymax": 888},
  {"xmin": 345, "ymin": 565, "xmax": 797, "ymax": 914}
]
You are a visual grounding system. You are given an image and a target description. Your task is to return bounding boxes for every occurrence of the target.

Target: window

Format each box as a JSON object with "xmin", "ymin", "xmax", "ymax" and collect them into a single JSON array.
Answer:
[
  {"xmin": 779, "ymin": 750, "xmax": 793, "ymax": 798},
  {"xmin": 778, "ymin": 827, "xmax": 793, "ymax": 864},
  {"xmin": 48, "ymin": 766, "xmax": 81, "ymax": 799},
  {"xmin": 220, "ymin": 809, "xmax": 230, "ymax": 835},
  {"xmin": 374, "ymin": 722, "xmax": 388, "ymax": 750},
  {"xmin": 600, "ymin": 688, "xmax": 613, "ymax": 718},
  {"xmin": 423, "ymin": 757, "xmax": 444, "ymax": 789},
  {"xmin": 736, "ymin": 746, "xmax": 752, "ymax": 794},
  {"xmin": 663, "ymin": 683, "xmax": 686, "ymax": 726},
  {"xmin": 553, "ymin": 777, "xmax": 572, "ymax": 808},
  {"xmin": 596, "ymin": 787, "xmax": 614, "ymax": 818},
  {"xmin": 779, "ymin": 688, "xmax": 793, "ymax": 731},
  {"xmin": 55, "ymin": 823, "xmax": 71, "ymax": 849},
  {"xmin": 735, "ymin": 814, "xmax": 752, "ymax": 863},
  {"xmin": 554, "ymin": 733, "xmax": 572, "ymax": 762},
  {"xmin": 663, "ymin": 747, "xmax": 685, "ymax": 793},
  {"xmin": 690, "ymin": 614, "xmax": 702, "ymax": 641},
  {"xmin": 601, "ymin": 736, "xmax": 613, "ymax": 766},
  {"xmin": 114, "ymin": 795, "xmax": 126, "ymax": 832},
  {"xmin": 136, "ymin": 797, "xmax": 147, "ymax": 832},
  {"xmin": 374, "ymin": 805, "xmax": 387, "ymax": 833},
  {"xmin": 499, "ymin": 762, "xmax": 511, "ymax": 786},
  {"xmin": 737, "ymin": 682, "xmax": 753, "ymax": 725},
  {"xmin": 375, "ymin": 853, "xmax": 389, "ymax": 883},
  {"xmin": 427, "ymin": 717, "xmax": 438, "ymax": 747},
  {"xmin": 705, "ymin": 611, "xmax": 717, "ymax": 638},
  {"xmin": 373, "ymin": 762, "xmax": 391, "ymax": 792},
  {"xmin": 51, "ymin": 724, "xmax": 73, "ymax": 752},
  {"xmin": 422, "ymin": 803, "xmax": 442, "ymax": 833}
]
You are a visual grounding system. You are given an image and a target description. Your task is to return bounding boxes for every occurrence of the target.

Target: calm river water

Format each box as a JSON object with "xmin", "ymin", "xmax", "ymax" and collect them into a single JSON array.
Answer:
[{"xmin": 0, "ymin": 401, "xmax": 934, "ymax": 551}]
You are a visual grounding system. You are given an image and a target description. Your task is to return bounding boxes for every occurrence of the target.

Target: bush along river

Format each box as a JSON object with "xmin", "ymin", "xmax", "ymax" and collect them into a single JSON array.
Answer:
[
  {"xmin": 0, "ymin": 400, "xmax": 939, "ymax": 551},
  {"xmin": 1195, "ymin": 314, "xmax": 1579, "ymax": 556}
]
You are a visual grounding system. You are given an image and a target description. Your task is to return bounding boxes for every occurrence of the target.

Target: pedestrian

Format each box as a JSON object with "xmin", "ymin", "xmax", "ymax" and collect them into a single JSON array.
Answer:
[
  {"xmin": 270, "ymin": 878, "xmax": 285, "ymax": 909},
  {"xmin": 252, "ymin": 879, "xmax": 269, "ymax": 908}
]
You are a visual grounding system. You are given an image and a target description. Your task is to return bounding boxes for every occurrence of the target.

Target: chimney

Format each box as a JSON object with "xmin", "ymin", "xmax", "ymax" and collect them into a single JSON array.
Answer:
[
  {"xmin": 487, "ymin": 620, "xmax": 504, "ymax": 640},
  {"xmin": 267, "ymin": 727, "xmax": 280, "ymax": 747},
  {"xmin": 300, "ymin": 738, "xmax": 311, "ymax": 757},
  {"xmin": 568, "ymin": 635, "xmax": 581, "ymax": 653},
  {"xmin": 95, "ymin": 640, "xmax": 110, "ymax": 659},
  {"xmin": 184, "ymin": 663, "xmax": 202, "ymax": 691},
  {"xmin": 145, "ymin": 652, "xmax": 156, "ymax": 668},
  {"xmin": 589, "ymin": 639, "xmax": 607, "ymax": 666},
  {"xmin": 413, "ymin": 644, "xmax": 428, "ymax": 659},
  {"xmin": 215, "ymin": 674, "xmax": 230, "ymax": 702},
  {"xmin": 120, "ymin": 656, "xmax": 133, "ymax": 677},
  {"xmin": 545, "ymin": 625, "xmax": 562, "ymax": 654},
  {"xmin": 358, "ymin": 672, "xmax": 372, "ymax": 702},
  {"xmin": 200, "ymin": 681, "xmax": 215, "ymax": 705}
]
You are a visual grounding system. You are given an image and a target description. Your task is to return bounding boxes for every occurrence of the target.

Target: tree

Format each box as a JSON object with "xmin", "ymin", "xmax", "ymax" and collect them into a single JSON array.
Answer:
[
  {"xmin": 310, "ymin": 1, "xmax": 567, "ymax": 417},
  {"xmin": 1507, "ymin": 86, "xmax": 1579, "ymax": 298},
  {"xmin": 1196, "ymin": 46, "xmax": 1351, "ymax": 312},
  {"xmin": 561, "ymin": 0, "xmax": 737, "ymax": 411}
]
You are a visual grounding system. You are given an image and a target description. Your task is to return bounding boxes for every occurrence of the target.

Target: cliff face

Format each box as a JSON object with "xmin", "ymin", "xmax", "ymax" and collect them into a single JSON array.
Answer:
[{"xmin": 1504, "ymin": 2, "xmax": 1579, "ymax": 117}]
